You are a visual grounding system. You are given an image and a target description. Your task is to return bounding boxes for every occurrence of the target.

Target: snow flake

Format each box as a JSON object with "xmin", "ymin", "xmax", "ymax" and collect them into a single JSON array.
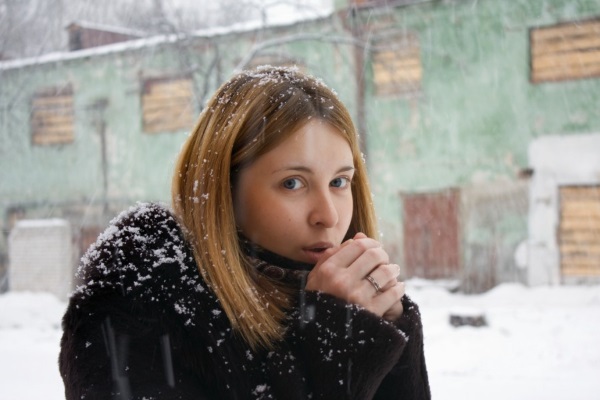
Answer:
[
  {"xmin": 252, "ymin": 384, "xmax": 268, "ymax": 394},
  {"xmin": 174, "ymin": 302, "xmax": 191, "ymax": 315}
]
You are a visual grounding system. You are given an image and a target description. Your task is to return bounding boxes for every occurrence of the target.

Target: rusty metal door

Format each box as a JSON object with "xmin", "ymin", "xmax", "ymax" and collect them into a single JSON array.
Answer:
[{"xmin": 402, "ymin": 189, "xmax": 460, "ymax": 279}]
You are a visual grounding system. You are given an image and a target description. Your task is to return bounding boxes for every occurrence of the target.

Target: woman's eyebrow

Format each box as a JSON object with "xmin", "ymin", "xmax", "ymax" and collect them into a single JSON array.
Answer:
[
  {"xmin": 273, "ymin": 165, "xmax": 355, "ymax": 174},
  {"xmin": 337, "ymin": 166, "xmax": 355, "ymax": 173}
]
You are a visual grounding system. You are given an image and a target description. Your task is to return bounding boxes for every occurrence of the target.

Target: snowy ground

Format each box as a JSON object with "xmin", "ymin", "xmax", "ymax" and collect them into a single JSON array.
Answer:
[{"xmin": 1, "ymin": 283, "xmax": 599, "ymax": 399}]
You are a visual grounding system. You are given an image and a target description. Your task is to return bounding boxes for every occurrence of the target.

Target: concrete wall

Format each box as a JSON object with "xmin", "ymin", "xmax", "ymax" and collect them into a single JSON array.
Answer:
[
  {"xmin": 8, "ymin": 219, "xmax": 73, "ymax": 300},
  {"xmin": 528, "ymin": 132, "xmax": 600, "ymax": 285}
]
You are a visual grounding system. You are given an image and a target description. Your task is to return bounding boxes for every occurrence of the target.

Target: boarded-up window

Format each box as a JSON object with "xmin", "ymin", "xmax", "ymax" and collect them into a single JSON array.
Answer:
[
  {"xmin": 558, "ymin": 185, "xmax": 600, "ymax": 277},
  {"xmin": 402, "ymin": 189, "xmax": 460, "ymax": 279},
  {"xmin": 372, "ymin": 32, "xmax": 421, "ymax": 97},
  {"xmin": 349, "ymin": 0, "xmax": 402, "ymax": 9},
  {"xmin": 142, "ymin": 76, "xmax": 194, "ymax": 133},
  {"xmin": 246, "ymin": 54, "xmax": 301, "ymax": 71},
  {"xmin": 31, "ymin": 85, "xmax": 74, "ymax": 145},
  {"xmin": 530, "ymin": 18, "xmax": 600, "ymax": 83}
]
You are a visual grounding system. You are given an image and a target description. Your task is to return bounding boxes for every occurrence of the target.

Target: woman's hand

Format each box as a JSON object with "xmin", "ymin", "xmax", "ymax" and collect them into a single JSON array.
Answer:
[{"xmin": 305, "ymin": 232, "xmax": 405, "ymax": 321}]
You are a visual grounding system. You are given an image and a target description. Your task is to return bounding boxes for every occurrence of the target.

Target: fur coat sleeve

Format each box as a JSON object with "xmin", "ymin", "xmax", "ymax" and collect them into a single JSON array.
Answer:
[
  {"xmin": 286, "ymin": 291, "xmax": 430, "ymax": 399},
  {"xmin": 59, "ymin": 203, "xmax": 430, "ymax": 400}
]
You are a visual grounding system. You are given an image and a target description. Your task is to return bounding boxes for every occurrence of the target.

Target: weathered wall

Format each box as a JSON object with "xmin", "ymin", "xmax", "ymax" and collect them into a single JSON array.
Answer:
[
  {"xmin": 528, "ymin": 133, "xmax": 600, "ymax": 286},
  {"xmin": 1, "ymin": 0, "xmax": 599, "ymax": 291},
  {"xmin": 8, "ymin": 219, "xmax": 73, "ymax": 300},
  {"xmin": 354, "ymin": 0, "xmax": 600, "ymax": 288},
  {"xmin": 0, "ymin": 17, "xmax": 357, "ymax": 283}
]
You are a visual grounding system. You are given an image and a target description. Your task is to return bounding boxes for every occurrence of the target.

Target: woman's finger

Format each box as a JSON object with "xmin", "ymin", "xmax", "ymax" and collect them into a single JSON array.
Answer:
[
  {"xmin": 382, "ymin": 299, "xmax": 405, "ymax": 321},
  {"xmin": 370, "ymin": 282, "xmax": 405, "ymax": 317},
  {"xmin": 345, "ymin": 245, "xmax": 390, "ymax": 278},
  {"xmin": 318, "ymin": 236, "xmax": 382, "ymax": 272},
  {"xmin": 364, "ymin": 263, "xmax": 401, "ymax": 294},
  {"xmin": 306, "ymin": 239, "xmax": 380, "ymax": 294}
]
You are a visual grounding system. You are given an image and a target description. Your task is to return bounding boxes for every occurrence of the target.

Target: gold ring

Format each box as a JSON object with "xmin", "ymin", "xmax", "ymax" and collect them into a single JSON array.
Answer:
[{"xmin": 365, "ymin": 274, "xmax": 382, "ymax": 293}]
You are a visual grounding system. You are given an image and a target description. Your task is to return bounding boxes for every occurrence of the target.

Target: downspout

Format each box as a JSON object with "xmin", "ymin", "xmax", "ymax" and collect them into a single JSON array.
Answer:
[
  {"xmin": 88, "ymin": 98, "xmax": 109, "ymax": 214},
  {"xmin": 339, "ymin": 4, "xmax": 368, "ymax": 157}
]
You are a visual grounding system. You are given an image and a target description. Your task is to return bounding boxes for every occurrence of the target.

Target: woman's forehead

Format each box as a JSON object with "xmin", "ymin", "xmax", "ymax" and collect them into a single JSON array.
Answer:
[{"xmin": 253, "ymin": 120, "xmax": 353, "ymax": 170}]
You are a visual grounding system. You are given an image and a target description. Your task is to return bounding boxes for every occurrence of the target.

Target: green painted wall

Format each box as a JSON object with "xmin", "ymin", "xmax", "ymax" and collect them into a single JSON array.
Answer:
[
  {"xmin": 353, "ymin": 0, "xmax": 600, "ymax": 285},
  {"xmin": 0, "ymin": 18, "xmax": 355, "ymax": 268},
  {"xmin": 1, "ymin": 0, "xmax": 599, "ymax": 288},
  {"xmin": 364, "ymin": 0, "xmax": 600, "ymax": 212}
]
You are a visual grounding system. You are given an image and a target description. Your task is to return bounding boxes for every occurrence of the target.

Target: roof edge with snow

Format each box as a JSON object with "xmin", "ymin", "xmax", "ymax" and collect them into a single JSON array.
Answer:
[
  {"xmin": 66, "ymin": 20, "xmax": 148, "ymax": 38},
  {"xmin": 0, "ymin": 9, "xmax": 333, "ymax": 72}
]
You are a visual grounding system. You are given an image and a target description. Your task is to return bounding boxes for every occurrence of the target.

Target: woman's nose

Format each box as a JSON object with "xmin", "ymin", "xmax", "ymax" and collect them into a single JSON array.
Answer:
[{"xmin": 308, "ymin": 190, "xmax": 339, "ymax": 228}]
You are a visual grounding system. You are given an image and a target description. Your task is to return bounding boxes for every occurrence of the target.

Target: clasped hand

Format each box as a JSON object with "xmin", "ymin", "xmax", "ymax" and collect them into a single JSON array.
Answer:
[{"xmin": 305, "ymin": 233, "xmax": 405, "ymax": 321}]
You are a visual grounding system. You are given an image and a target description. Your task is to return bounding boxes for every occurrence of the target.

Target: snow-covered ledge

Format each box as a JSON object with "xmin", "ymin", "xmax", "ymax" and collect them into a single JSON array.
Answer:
[{"xmin": 527, "ymin": 132, "xmax": 600, "ymax": 286}]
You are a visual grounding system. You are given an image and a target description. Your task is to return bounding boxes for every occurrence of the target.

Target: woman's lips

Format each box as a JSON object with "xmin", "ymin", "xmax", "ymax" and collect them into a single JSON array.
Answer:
[
  {"xmin": 302, "ymin": 243, "xmax": 333, "ymax": 263},
  {"xmin": 302, "ymin": 249, "xmax": 327, "ymax": 264}
]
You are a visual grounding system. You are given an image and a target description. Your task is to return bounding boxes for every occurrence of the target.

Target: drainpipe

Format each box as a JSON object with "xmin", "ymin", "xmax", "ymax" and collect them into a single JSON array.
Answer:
[
  {"xmin": 339, "ymin": 3, "xmax": 368, "ymax": 157},
  {"xmin": 88, "ymin": 98, "xmax": 109, "ymax": 214}
]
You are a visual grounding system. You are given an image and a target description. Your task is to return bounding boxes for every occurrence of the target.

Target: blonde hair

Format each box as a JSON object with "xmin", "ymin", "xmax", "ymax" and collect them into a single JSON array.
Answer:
[{"xmin": 172, "ymin": 66, "xmax": 378, "ymax": 349}]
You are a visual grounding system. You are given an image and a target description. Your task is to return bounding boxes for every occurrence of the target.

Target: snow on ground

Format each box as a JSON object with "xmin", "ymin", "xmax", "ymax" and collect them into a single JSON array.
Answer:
[
  {"xmin": 0, "ymin": 292, "xmax": 65, "ymax": 399},
  {"xmin": 409, "ymin": 282, "xmax": 600, "ymax": 400},
  {"xmin": 1, "ymin": 283, "xmax": 599, "ymax": 399}
]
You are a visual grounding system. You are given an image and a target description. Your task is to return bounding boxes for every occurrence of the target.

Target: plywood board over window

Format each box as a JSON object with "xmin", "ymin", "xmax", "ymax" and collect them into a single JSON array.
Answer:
[
  {"xmin": 31, "ymin": 85, "xmax": 74, "ymax": 145},
  {"xmin": 245, "ymin": 54, "xmax": 302, "ymax": 71},
  {"xmin": 372, "ymin": 32, "xmax": 422, "ymax": 97},
  {"xmin": 558, "ymin": 185, "xmax": 600, "ymax": 278},
  {"xmin": 530, "ymin": 18, "xmax": 600, "ymax": 83},
  {"xmin": 142, "ymin": 76, "xmax": 194, "ymax": 134}
]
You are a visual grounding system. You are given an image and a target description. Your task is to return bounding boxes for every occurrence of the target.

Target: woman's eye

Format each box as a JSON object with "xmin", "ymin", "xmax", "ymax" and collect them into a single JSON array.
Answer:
[
  {"xmin": 330, "ymin": 177, "xmax": 350, "ymax": 188},
  {"xmin": 282, "ymin": 178, "xmax": 304, "ymax": 190}
]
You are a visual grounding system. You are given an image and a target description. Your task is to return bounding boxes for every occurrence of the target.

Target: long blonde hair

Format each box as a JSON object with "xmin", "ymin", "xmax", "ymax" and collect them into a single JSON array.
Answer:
[{"xmin": 172, "ymin": 66, "xmax": 378, "ymax": 349}]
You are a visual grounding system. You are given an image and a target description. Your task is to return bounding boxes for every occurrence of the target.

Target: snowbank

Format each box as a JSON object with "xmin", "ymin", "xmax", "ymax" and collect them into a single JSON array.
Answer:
[{"xmin": 1, "ymin": 283, "xmax": 599, "ymax": 399}]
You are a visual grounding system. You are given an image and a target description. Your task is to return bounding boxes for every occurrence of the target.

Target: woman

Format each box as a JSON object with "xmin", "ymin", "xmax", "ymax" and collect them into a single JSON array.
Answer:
[{"xmin": 59, "ymin": 66, "xmax": 430, "ymax": 399}]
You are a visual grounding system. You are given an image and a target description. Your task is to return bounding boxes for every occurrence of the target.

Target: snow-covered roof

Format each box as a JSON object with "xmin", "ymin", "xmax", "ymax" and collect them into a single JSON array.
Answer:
[
  {"xmin": 0, "ymin": 7, "xmax": 333, "ymax": 72},
  {"xmin": 66, "ymin": 20, "xmax": 147, "ymax": 38}
]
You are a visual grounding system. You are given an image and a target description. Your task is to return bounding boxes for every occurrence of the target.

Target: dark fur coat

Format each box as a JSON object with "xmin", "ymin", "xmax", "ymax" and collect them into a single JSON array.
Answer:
[{"xmin": 59, "ymin": 203, "xmax": 430, "ymax": 399}]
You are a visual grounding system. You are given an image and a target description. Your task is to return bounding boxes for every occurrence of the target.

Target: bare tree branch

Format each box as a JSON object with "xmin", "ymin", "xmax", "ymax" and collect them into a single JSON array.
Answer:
[{"xmin": 235, "ymin": 31, "xmax": 368, "ymax": 72}]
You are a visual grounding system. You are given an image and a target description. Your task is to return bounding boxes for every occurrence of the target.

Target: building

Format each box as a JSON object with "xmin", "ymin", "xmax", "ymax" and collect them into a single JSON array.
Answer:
[{"xmin": 1, "ymin": 0, "xmax": 599, "ymax": 296}]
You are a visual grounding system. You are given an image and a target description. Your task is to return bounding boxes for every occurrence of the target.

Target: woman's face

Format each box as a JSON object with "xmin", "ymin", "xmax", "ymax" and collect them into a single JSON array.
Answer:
[{"xmin": 233, "ymin": 119, "xmax": 355, "ymax": 264}]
